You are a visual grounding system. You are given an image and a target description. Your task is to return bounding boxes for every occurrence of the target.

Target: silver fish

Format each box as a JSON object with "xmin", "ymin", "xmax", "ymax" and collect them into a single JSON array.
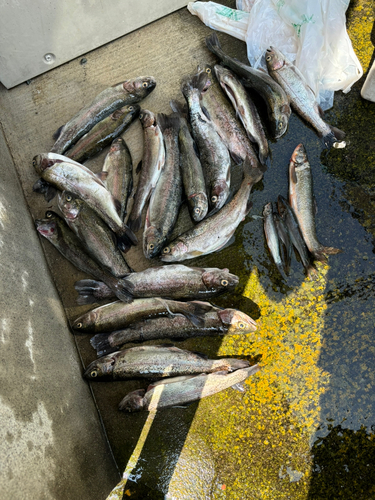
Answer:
[{"xmin": 263, "ymin": 202, "xmax": 286, "ymax": 279}]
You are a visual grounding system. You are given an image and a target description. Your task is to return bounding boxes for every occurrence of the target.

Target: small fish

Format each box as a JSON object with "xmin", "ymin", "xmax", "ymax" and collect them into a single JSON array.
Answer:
[
  {"xmin": 263, "ymin": 202, "xmax": 286, "ymax": 279},
  {"xmin": 65, "ymin": 104, "xmax": 139, "ymax": 163},
  {"xmin": 214, "ymin": 65, "xmax": 269, "ymax": 166},
  {"xmin": 161, "ymin": 158, "xmax": 263, "ymax": 262},
  {"xmin": 57, "ymin": 191, "xmax": 131, "ymax": 278},
  {"xmin": 143, "ymin": 113, "xmax": 182, "ymax": 258},
  {"xmin": 84, "ymin": 345, "xmax": 250, "ymax": 380},
  {"xmin": 33, "ymin": 152, "xmax": 137, "ymax": 251},
  {"xmin": 205, "ymin": 33, "xmax": 291, "ymax": 139},
  {"xmin": 118, "ymin": 364, "xmax": 260, "ymax": 411},
  {"xmin": 72, "ymin": 297, "xmax": 212, "ymax": 332},
  {"xmin": 51, "ymin": 77, "xmax": 156, "ymax": 154},
  {"xmin": 35, "ymin": 211, "xmax": 133, "ymax": 302},
  {"xmin": 288, "ymin": 144, "xmax": 342, "ymax": 260},
  {"xmin": 102, "ymin": 137, "xmax": 133, "ymax": 221},
  {"xmin": 273, "ymin": 212, "xmax": 292, "ymax": 274},
  {"xmin": 170, "ymin": 100, "xmax": 208, "ymax": 222},
  {"xmin": 181, "ymin": 71, "xmax": 231, "ymax": 213},
  {"xmin": 91, "ymin": 307, "xmax": 257, "ymax": 356},
  {"xmin": 127, "ymin": 110, "xmax": 165, "ymax": 232},
  {"xmin": 265, "ymin": 48, "xmax": 345, "ymax": 147}
]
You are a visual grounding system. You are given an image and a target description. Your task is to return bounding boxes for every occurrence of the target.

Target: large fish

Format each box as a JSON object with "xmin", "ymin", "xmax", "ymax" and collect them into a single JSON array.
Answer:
[
  {"xmin": 65, "ymin": 104, "xmax": 139, "ymax": 163},
  {"xmin": 84, "ymin": 345, "xmax": 250, "ymax": 380},
  {"xmin": 72, "ymin": 297, "xmax": 212, "ymax": 332},
  {"xmin": 57, "ymin": 191, "xmax": 131, "ymax": 278},
  {"xmin": 197, "ymin": 64, "xmax": 259, "ymax": 166},
  {"xmin": 205, "ymin": 33, "xmax": 291, "ymax": 139},
  {"xmin": 181, "ymin": 71, "xmax": 231, "ymax": 214},
  {"xmin": 161, "ymin": 158, "xmax": 263, "ymax": 262},
  {"xmin": 118, "ymin": 364, "xmax": 260, "ymax": 411},
  {"xmin": 214, "ymin": 65, "xmax": 269, "ymax": 166},
  {"xmin": 170, "ymin": 100, "xmax": 208, "ymax": 222},
  {"xmin": 33, "ymin": 152, "xmax": 137, "ymax": 251},
  {"xmin": 127, "ymin": 110, "xmax": 165, "ymax": 232},
  {"xmin": 50, "ymin": 77, "xmax": 156, "ymax": 154},
  {"xmin": 143, "ymin": 113, "xmax": 182, "ymax": 258},
  {"xmin": 102, "ymin": 137, "xmax": 133, "ymax": 221},
  {"xmin": 35, "ymin": 211, "xmax": 133, "ymax": 302},
  {"xmin": 263, "ymin": 202, "xmax": 286, "ymax": 279},
  {"xmin": 91, "ymin": 307, "xmax": 257, "ymax": 356},
  {"xmin": 288, "ymin": 144, "xmax": 342, "ymax": 261},
  {"xmin": 265, "ymin": 48, "xmax": 345, "ymax": 147},
  {"xmin": 74, "ymin": 264, "xmax": 239, "ymax": 305}
]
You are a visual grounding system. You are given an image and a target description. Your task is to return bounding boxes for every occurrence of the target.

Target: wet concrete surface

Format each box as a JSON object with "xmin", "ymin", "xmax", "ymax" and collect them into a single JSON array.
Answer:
[{"xmin": 1, "ymin": 0, "xmax": 375, "ymax": 498}]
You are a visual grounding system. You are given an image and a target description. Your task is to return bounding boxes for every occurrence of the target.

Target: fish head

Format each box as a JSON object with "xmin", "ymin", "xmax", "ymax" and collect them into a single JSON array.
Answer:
[
  {"xmin": 263, "ymin": 202, "xmax": 273, "ymax": 217},
  {"xmin": 189, "ymin": 193, "xmax": 208, "ymax": 222},
  {"xmin": 209, "ymin": 180, "xmax": 230, "ymax": 213},
  {"xmin": 83, "ymin": 354, "xmax": 117, "ymax": 379},
  {"xmin": 273, "ymin": 110, "xmax": 290, "ymax": 139},
  {"xmin": 139, "ymin": 109, "xmax": 156, "ymax": 128},
  {"xmin": 57, "ymin": 191, "xmax": 82, "ymax": 220},
  {"xmin": 218, "ymin": 309, "xmax": 257, "ymax": 333},
  {"xmin": 143, "ymin": 226, "xmax": 163, "ymax": 259},
  {"xmin": 118, "ymin": 389, "xmax": 146, "ymax": 412},
  {"xmin": 290, "ymin": 143, "xmax": 307, "ymax": 166},
  {"xmin": 161, "ymin": 240, "xmax": 189, "ymax": 262},
  {"xmin": 35, "ymin": 211, "xmax": 60, "ymax": 242},
  {"xmin": 213, "ymin": 64, "xmax": 233, "ymax": 86},
  {"xmin": 265, "ymin": 47, "xmax": 285, "ymax": 72},
  {"xmin": 72, "ymin": 310, "xmax": 97, "ymax": 331},
  {"xmin": 32, "ymin": 153, "xmax": 55, "ymax": 174},
  {"xmin": 109, "ymin": 137, "xmax": 125, "ymax": 153},
  {"xmin": 122, "ymin": 76, "xmax": 156, "ymax": 101},
  {"xmin": 202, "ymin": 268, "xmax": 239, "ymax": 292}
]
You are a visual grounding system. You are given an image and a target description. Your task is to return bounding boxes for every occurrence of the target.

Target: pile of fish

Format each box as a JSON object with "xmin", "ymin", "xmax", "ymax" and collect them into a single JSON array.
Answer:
[
  {"xmin": 263, "ymin": 144, "xmax": 342, "ymax": 279},
  {"xmin": 31, "ymin": 32, "xmax": 346, "ymax": 411}
]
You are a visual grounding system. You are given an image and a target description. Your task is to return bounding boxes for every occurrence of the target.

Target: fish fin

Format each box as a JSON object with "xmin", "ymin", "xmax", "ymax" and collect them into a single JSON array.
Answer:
[
  {"xmin": 116, "ymin": 224, "xmax": 138, "ymax": 251},
  {"xmin": 258, "ymin": 151, "xmax": 269, "ymax": 167},
  {"xmin": 322, "ymin": 246, "xmax": 343, "ymax": 256},
  {"xmin": 157, "ymin": 113, "xmax": 181, "ymax": 133},
  {"xmin": 290, "ymin": 162, "xmax": 297, "ymax": 183},
  {"xmin": 128, "ymin": 214, "xmax": 142, "ymax": 233},
  {"xmin": 52, "ymin": 124, "xmax": 65, "ymax": 140},
  {"xmin": 90, "ymin": 333, "xmax": 116, "ymax": 357},
  {"xmin": 96, "ymin": 171, "xmax": 108, "ymax": 183},
  {"xmin": 231, "ymin": 382, "xmax": 246, "ymax": 393},
  {"xmin": 245, "ymin": 199, "xmax": 253, "ymax": 215},
  {"xmin": 230, "ymin": 151, "xmax": 243, "ymax": 165},
  {"xmin": 136, "ymin": 160, "xmax": 142, "ymax": 174},
  {"xmin": 205, "ymin": 32, "xmax": 224, "ymax": 59},
  {"xmin": 74, "ymin": 279, "xmax": 114, "ymax": 303},
  {"xmin": 243, "ymin": 156, "xmax": 264, "ymax": 184},
  {"xmin": 110, "ymin": 277, "xmax": 134, "ymax": 303},
  {"xmin": 280, "ymin": 104, "xmax": 291, "ymax": 115},
  {"xmin": 201, "ymin": 105, "xmax": 211, "ymax": 121},
  {"xmin": 192, "ymin": 351, "xmax": 208, "ymax": 360},
  {"xmin": 181, "ymin": 71, "xmax": 208, "ymax": 96},
  {"xmin": 321, "ymin": 131, "xmax": 346, "ymax": 149},
  {"xmin": 32, "ymin": 178, "xmax": 57, "ymax": 202},
  {"xmin": 170, "ymin": 99, "xmax": 188, "ymax": 118},
  {"xmin": 330, "ymin": 126, "xmax": 346, "ymax": 141}
]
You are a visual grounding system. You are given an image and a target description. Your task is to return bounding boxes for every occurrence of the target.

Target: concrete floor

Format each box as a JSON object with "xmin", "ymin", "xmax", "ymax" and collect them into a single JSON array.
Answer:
[{"xmin": 1, "ymin": 1, "xmax": 375, "ymax": 499}]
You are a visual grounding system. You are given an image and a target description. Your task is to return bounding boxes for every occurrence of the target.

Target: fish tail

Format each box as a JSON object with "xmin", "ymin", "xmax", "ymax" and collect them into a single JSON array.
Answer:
[
  {"xmin": 243, "ymin": 156, "xmax": 264, "ymax": 184},
  {"xmin": 322, "ymin": 131, "xmax": 346, "ymax": 149},
  {"xmin": 32, "ymin": 178, "xmax": 57, "ymax": 202},
  {"xmin": 157, "ymin": 113, "xmax": 181, "ymax": 134},
  {"xmin": 205, "ymin": 32, "xmax": 224, "ymax": 60},
  {"xmin": 169, "ymin": 99, "xmax": 188, "ymax": 118},
  {"xmin": 322, "ymin": 246, "xmax": 343, "ymax": 256},
  {"xmin": 127, "ymin": 214, "xmax": 142, "ymax": 233},
  {"xmin": 74, "ymin": 279, "xmax": 114, "ymax": 304},
  {"xmin": 116, "ymin": 224, "xmax": 138, "ymax": 252},
  {"xmin": 90, "ymin": 333, "xmax": 115, "ymax": 357},
  {"xmin": 52, "ymin": 124, "xmax": 65, "ymax": 141},
  {"xmin": 181, "ymin": 72, "xmax": 208, "ymax": 96}
]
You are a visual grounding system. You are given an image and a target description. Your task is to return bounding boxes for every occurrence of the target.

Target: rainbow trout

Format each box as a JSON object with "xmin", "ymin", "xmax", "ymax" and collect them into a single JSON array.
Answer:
[
  {"xmin": 127, "ymin": 110, "xmax": 165, "ymax": 232},
  {"xmin": 289, "ymin": 144, "xmax": 342, "ymax": 261},
  {"xmin": 65, "ymin": 104, "xmax": 139, "ymax": 163},
  {"xmin": 102, "ymin": 137, "xmax": 133, "ymax": 221},
  {"xmin": 161, "ymin": 158, "xmax": 263, "ymax": 262},
  {"xmin": 84, "ymin": 345, "xmax": 249, "ymax": 380},
  {"xmin": 265, "ymin": 48, "xmax": 345, "ymax": 147},
  {"xmin": 118, "ymin": 364, "xmax": 260, "ymax": 411},
  {"xmin": 205, "ymin": 33, "xmax": 291, "ymax": 139},
  {"xmin": 35, "ymin": 211, "xmax": 133, "ymax": 302},
  {"xmin": 51, "ymin": 76, "xmax": 156, "ymax": 154},
  {"xmin": 91, "ymin": 307, "xmax": 257, "ymax": 356},
  {"xmin": 33, "ymin": 153, "xmax": 137, "ymax": 251}
]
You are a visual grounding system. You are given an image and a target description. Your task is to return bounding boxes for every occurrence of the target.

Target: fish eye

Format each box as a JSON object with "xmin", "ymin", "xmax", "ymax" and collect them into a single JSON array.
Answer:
[
  {"xmin": 211, "ymin": 195, "xmax": 218, "ymax": 203},
  {"xmin": 278, "ymin": 122, "xmax": 283, "ymax": 129},
  {"xmin": 194, "ymin": 207, "xmax": 200, "ymax": 214},
  {"xmin": 163, "ymin": 247, "xmax": 170, "ymax": 254},
  {"xmin": 66, "ymin": 194, "xmax": 72, "ymax": 202},
  {"xmin": 238, "ymin": 322, "xmax": 245, "ymax": 329},
  {"xmin": 206, "ymin": 68, "xmax": 211, "ymax": 74},
  {"xmin": 149, "ymin": 243, "xmax": 154, "ymax": 250},
  {"xmin": 46, "ymin": 211, "xmax": 53, "ymax": 218},
  {"xmin": 221, "ymin": 279, "xmax": 228, "ymax": 286},
  {"xmin": 32, "ymin": 159, "xmax": 37, "ymax": 166},
  {"xmin": 266, "ymin": 55, "xmax": 272, "ymax": 62},
  {"xmin": 142, "ymin": 82, "xmax": 148, "ymax": 88},
  {"xmin": 139, "ymin": 113, "xmax": 143, "ymax": 119},
  {"xmin": 129, "ymin": 106, "xmax": 134, "ymax": 111},
  {"xmin": 76, "ymin": 322, "xmax": 82, "ymax": 329},
  {"xmin": 90, "ymin": 370, "xmax": 98, "ymax": 378}
]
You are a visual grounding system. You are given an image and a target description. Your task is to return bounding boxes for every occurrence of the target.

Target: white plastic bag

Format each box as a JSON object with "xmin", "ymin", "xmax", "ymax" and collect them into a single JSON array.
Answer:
[{"xmin": 188, "ymin": 0, "xmax": 363, "ymax": 110}]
